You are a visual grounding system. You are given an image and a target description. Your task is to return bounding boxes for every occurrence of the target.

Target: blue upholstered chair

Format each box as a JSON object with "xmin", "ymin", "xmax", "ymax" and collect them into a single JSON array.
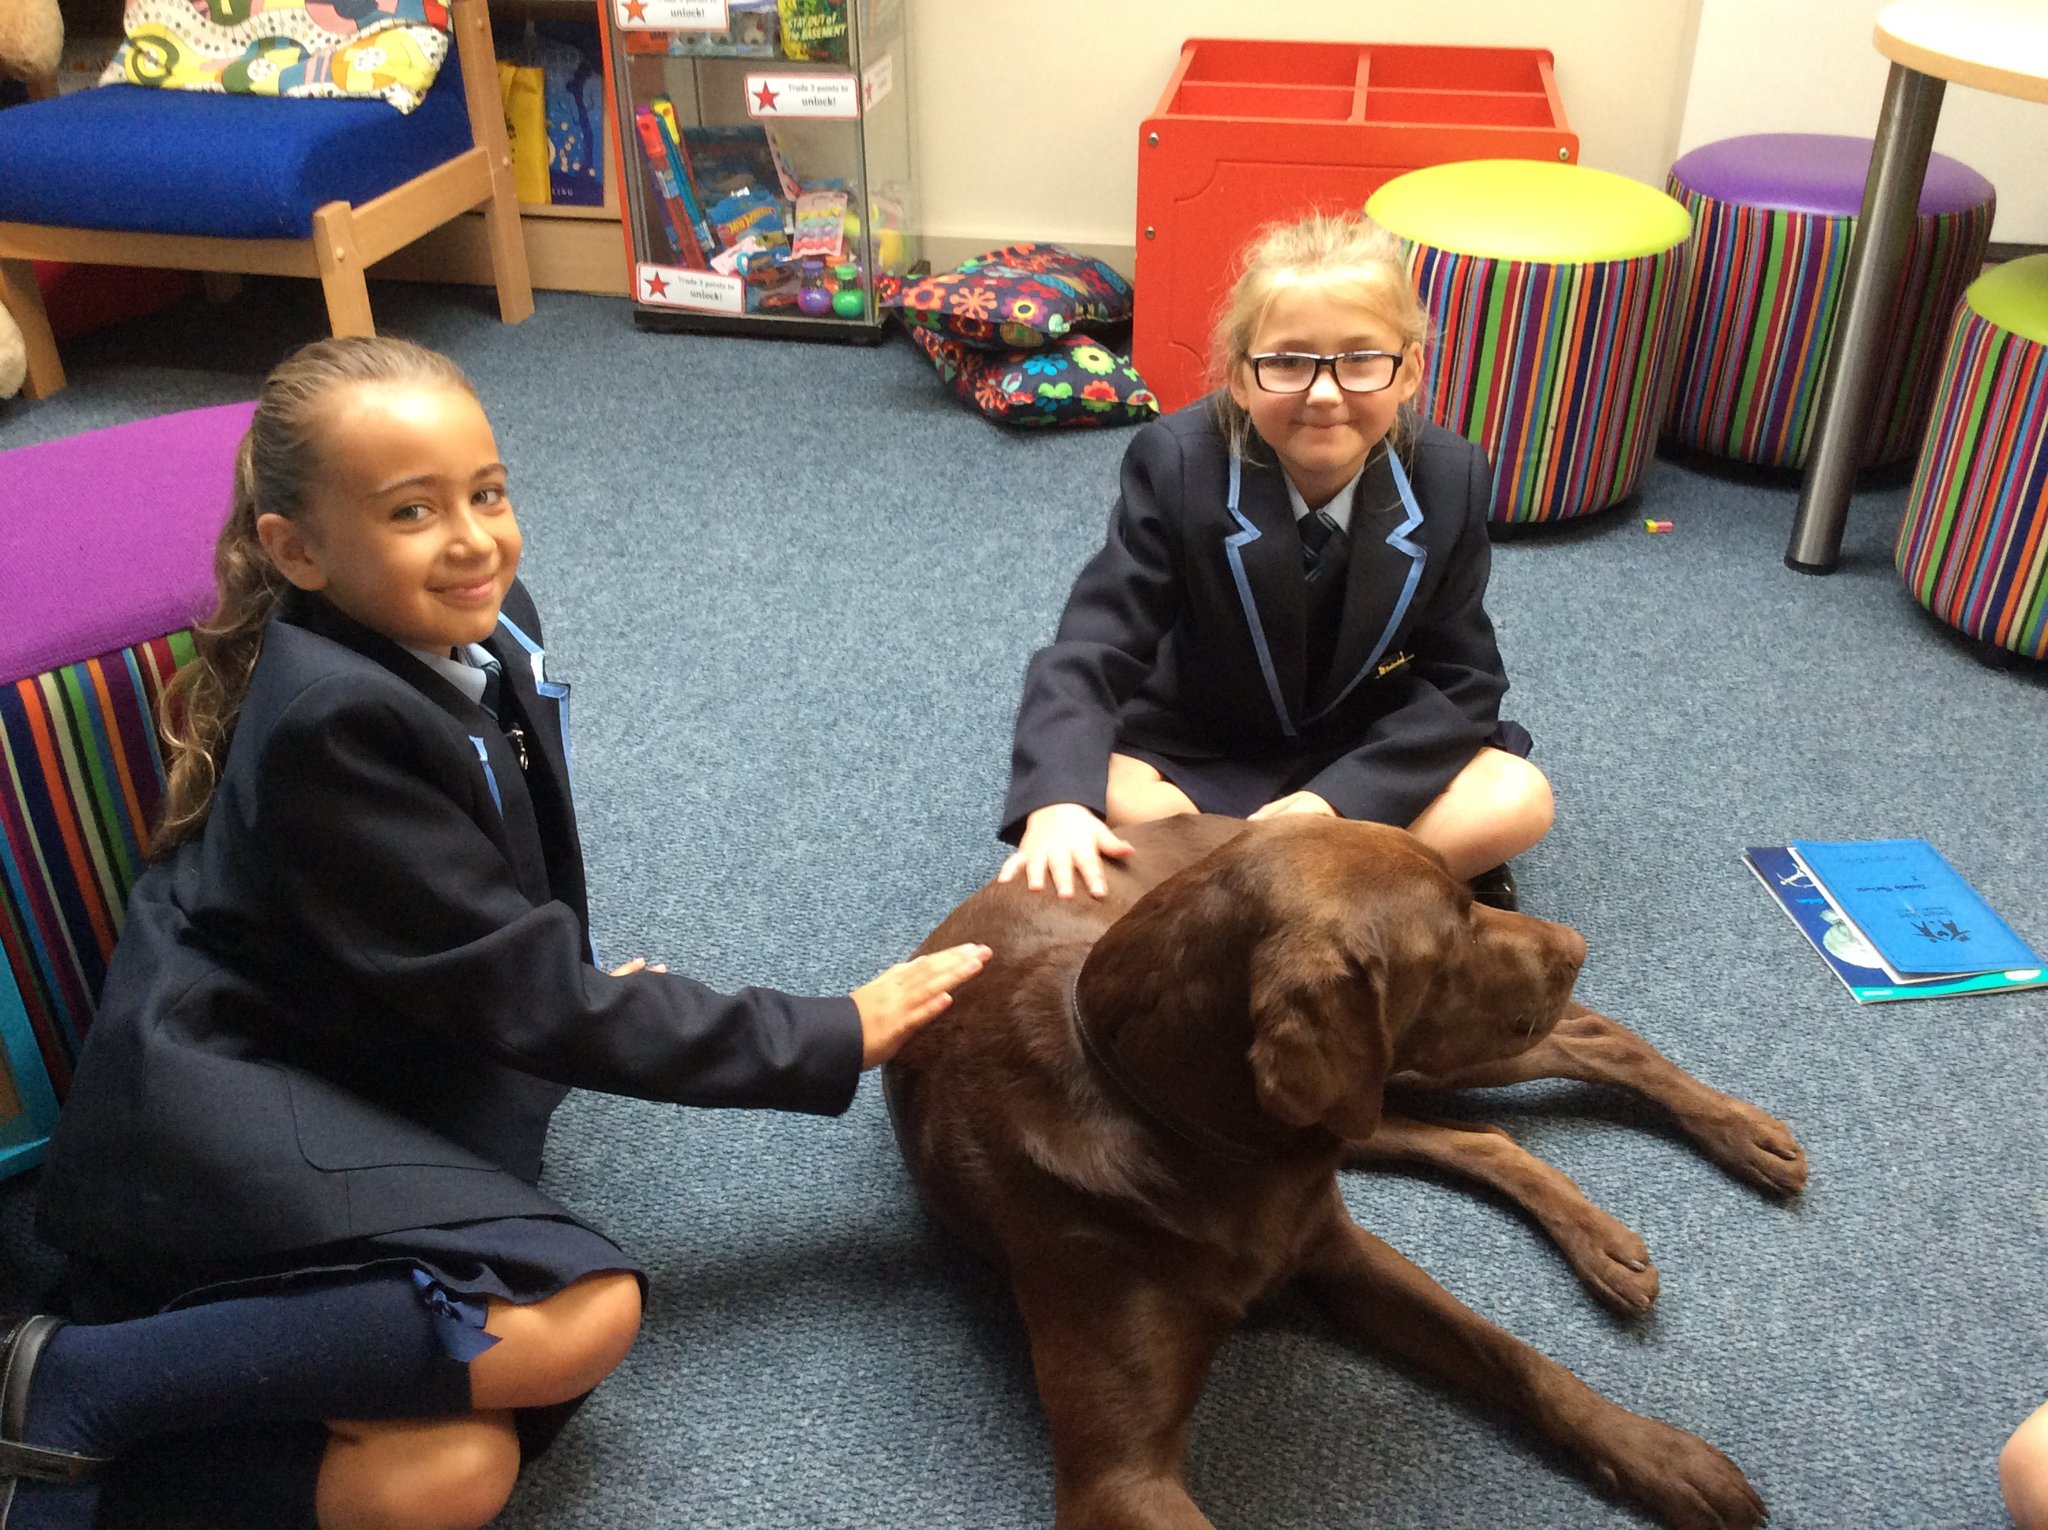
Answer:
[{"xmin": 0, "ymin": 0, "xmax": 531, "ymax": 399}]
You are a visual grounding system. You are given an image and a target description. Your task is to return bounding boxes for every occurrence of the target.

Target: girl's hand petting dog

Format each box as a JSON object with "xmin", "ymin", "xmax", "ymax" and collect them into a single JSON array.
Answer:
[
  {"xmin": 999, "ymin": 802, "xmax": 1137, "ymax": 901},
  {"xmin": 853, "ymin": 944, "xmax": 992, "ymax": 1067}
]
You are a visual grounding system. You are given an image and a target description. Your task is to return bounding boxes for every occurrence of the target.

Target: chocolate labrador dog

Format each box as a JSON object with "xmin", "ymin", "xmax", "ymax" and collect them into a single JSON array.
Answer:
[{"xmin": 887, "ymin": 813, "xmax": 1795, "ymax": 1530}]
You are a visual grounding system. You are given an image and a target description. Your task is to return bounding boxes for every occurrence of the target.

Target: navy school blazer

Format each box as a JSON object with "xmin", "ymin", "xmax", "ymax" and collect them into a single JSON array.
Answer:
[
  {"xmin": 37, "ymin": 582, "xmax": 864, "ymax": 1276},
  {"xmin": 1001, "ymin": 401, "xmax": 1512, "ymax": 840}
]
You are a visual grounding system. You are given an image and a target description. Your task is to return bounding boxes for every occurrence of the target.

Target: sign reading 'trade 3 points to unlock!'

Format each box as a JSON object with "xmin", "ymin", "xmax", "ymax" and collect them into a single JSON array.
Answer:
[
  {"xmin": 614, "ymin": 0, "xmax": 727, "ymax": 27},
  {"xmin": 744, "ymin": 72, "xmax": 859, "ymax": 119}
]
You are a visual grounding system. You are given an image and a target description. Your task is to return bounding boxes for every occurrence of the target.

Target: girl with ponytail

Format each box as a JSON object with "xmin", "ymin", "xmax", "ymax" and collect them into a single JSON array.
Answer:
[
  {"xmin": 152, "ymin": 338, "xmax": 473, "ymax": 855},
  {"xmin": 4, "ymin": 336, "xmax": 987, "ymax": 1530}
]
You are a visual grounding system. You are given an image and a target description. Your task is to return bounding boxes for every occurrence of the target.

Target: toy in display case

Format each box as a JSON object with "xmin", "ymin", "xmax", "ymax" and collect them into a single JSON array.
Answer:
[{"xmin": 599, "ymin": 0, "xmax": 913, "ymax": 341}]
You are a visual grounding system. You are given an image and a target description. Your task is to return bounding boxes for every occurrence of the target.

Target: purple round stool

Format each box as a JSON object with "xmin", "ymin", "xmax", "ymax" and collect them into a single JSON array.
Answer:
[
  {"xmin": 0, "ymin": 401, "xmax": 251, "ymax": 1097},
  {"xmin": 1664, "ymin": 133, "xmax": 1994, "ymax": 468}
]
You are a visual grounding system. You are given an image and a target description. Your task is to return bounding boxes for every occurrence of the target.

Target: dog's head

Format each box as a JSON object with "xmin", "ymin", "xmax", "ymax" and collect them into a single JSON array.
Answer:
[
  {"xmin": 1241, "ymin": 819, "xmax": 1586, "ymax": 1139},
  {"xmin": 1085, "ymin": 817, "xmax": 1586, "ymax": 1145}
]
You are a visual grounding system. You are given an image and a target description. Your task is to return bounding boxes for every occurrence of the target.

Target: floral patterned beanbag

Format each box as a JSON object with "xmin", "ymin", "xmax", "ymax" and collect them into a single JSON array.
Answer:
[
  {"xmin": 885, "ymin": 242, "xmax": 1133, "ymax": 351},
  {"xmin": 102, "ymin": 0, "xmax": 453, "ymax": 114},
  {"xmin": 899, "ymin": 324, "xmax": 1159, "ymax": 430}
]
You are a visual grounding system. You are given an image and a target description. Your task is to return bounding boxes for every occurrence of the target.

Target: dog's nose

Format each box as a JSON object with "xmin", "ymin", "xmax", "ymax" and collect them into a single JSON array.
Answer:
[
  {"xmin": 1552, "ymin": 926, "xmax": 1587, "ymax": 987},
  {"xmin": 1562, "ymin": 926, "xmax": 1587, "ymax": 968}
]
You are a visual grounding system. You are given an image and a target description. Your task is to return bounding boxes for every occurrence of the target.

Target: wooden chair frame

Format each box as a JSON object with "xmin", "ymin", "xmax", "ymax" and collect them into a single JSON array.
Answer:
[{"xmin": 0, "ymin": 0, "xmax": 532, "ymax": 400}]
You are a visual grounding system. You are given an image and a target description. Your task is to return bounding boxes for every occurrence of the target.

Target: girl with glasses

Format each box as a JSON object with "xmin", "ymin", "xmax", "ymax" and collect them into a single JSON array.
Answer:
[{"xmin": 997, "ymin": 211, "xmax": 1551, "ymax": 910}]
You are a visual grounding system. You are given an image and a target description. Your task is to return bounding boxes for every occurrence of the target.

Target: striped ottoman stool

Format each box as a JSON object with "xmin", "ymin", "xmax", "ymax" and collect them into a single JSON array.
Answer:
[
  {"xmin": 0, "ymin": 401, "xmax": 250, "ymax": 1098},
  {"xmin": 1664, "ymin": 133, "xmax": 1994, "ymax": 469},
  {"xmin": 1367, "ymin": 159, "xmax": 1693, "ymax": 524},
  {"xmin": 1896, "ymin": 255, "xmax": 2048, "ymax": 660}
]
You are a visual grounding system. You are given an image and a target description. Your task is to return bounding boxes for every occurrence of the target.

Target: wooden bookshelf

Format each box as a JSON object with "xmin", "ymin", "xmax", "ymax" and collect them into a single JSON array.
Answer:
[{"xmin": 374, "ymin": 0, "xmax": 630, "ymax": 295}]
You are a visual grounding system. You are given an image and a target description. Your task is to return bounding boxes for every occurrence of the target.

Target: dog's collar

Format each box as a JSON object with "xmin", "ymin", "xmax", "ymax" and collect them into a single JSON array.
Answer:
[{"xmin": 1067, "ymin": 974, "xmax": 1268, "ymax": 1166}]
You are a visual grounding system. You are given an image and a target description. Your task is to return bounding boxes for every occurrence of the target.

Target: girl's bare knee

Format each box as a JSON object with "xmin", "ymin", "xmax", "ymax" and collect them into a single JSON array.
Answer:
[
  {"xmin": 426, "ymin": 1421, "xmax": 521, "ymax": 1529},
  {"xmin": 2002, "ymin": 1404, "xmax": 2048, "ymax": 1530},
  {"xmin": 576, "ymin": 1270, "xmax": 644, "ymax": 1372},
  {"xmin": 473, "ymin": 1271, "xmax": 642, "ymax": 1409},
  {"xmin": 319, "ymin": 1414, "xmax": 521, "ymax": 1530},
  {"xmin": 1105, "ymin": 753, "xmax": 1174, "ymax": 828},
  {"xmin": 1503, "ymin": 756, "xmax": 1555, "ymax": 843},
  {"xmin": 537, "ymin": 1270, "xmax": 642, "ymax": 1396}
]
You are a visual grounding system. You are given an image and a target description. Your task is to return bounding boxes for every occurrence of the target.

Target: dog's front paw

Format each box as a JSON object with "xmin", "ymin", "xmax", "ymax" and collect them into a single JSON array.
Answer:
[
  {"xmin": 1548, "ymin": 1201, "xmax": 1659, "ymax": 1316},
  {"xmin": 1683, "ymin": 1101, "xmax": 1809, "ymax": 1197},
  {"xmin": 1584, "ymin": 1412, "xmax": 1766, "ymax": 1530}
]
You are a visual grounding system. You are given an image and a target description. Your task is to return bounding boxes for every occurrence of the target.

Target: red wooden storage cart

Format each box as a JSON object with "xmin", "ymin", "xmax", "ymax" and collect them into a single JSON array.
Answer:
[{"xmin": 1134, "ymin": 39, "xmax": 1578, "ymax": 412}]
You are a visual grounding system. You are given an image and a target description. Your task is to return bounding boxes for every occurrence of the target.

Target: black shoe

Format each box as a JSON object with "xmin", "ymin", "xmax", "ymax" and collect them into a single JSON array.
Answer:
[
  {"xmin": 0, "ymin": 1317, "xmax": 106, "ymax": 1488},
  {"xmin": 1468, "ymin": 863, "xmax": 1519, "ymax": 912}
]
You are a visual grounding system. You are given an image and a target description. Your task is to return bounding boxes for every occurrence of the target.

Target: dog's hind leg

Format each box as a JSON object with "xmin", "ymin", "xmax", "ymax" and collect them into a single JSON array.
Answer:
[
  {"xmin": 1349, "ymin": 1113, "xmax": 1659, "ymax": 1314},
  {"xmin": 1390, "ymin": 1005, "xmax": 1808, "ymax": 1196},
  {"xmin": 1010, "ymin": 1267, "xmax": 1232, "ymax": 1530},
  {"xmin": 1297, "ymin": 1213, "xmax": 1766, "ymax": 1530}
]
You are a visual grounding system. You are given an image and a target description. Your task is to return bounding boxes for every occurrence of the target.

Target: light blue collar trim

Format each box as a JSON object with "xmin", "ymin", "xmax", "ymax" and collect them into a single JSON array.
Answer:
[{"xmin": 1223, "ymin": 446, "xmax": 1296, "ymax": 740}]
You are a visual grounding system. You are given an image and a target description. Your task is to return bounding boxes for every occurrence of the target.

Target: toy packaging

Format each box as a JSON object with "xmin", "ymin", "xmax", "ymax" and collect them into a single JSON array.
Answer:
[
  {"xmin": 791, "ymin": 187, "xmax": 848, "ymax": 260},
  {"xmin": 683, "ymin": 123, "xmax": 801, "ymax": 204},
  {"xmin": 708, "ymin": 189, "xmax": 785, "ymax": 249},
  {"xmin": 666, "ymin": 0, "xmax": 778, "ymax": 59}
]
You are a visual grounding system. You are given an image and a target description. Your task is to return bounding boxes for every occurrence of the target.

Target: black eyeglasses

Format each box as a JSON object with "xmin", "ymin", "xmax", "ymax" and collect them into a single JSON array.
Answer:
[{"xmin": 1248, "ymin": 350, "xmax": 1404, "ymax": 395}]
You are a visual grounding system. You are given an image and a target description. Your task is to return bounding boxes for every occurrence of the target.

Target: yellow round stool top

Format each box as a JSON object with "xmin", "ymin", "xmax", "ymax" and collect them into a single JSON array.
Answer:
[
  {"xmin": 1367, "ymin": 159, "xmax": 1693, "ymax": 264},
  {"xmin": 1965, "ymin": 251, "xmax": 2048, "ymax": 345}
]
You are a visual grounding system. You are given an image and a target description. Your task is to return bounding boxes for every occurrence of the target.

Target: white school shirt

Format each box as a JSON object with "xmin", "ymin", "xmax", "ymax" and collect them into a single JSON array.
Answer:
[
  {"xmin": 404, "ymin": 642, "xmax": 495, "ymax": 707},
  {"xmin": 1284, "ymin": 464, "xmax": 1365, "ymax": 535}
]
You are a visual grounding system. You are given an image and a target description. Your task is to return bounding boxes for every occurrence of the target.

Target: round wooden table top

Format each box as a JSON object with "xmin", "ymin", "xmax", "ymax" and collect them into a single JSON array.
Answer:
[{"xmin": 1877, "ymin": 0, "xmax": 2048, "ymax": 103}]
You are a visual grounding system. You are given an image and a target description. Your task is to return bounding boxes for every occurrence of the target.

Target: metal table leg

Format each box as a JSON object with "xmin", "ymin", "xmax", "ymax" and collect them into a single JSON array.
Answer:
[{"xmin": 1785, "ymin": 63, "xmax": 1947, "ymax": 573}]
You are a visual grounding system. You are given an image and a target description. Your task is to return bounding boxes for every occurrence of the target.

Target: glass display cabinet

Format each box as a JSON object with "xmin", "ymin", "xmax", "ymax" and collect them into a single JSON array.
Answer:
[{"xmin": 598, "ymin": 0, "xmax": 914, "ymax": 340}]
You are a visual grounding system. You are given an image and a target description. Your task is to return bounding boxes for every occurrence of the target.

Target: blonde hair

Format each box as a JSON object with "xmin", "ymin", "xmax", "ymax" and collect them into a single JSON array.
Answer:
[
  {"xmin": 153, "ymin": 336, "xmax": 477, "ymax": 856},
  {"xmin": 1207, "ymin": 209, "xmax": 1432, "ymax": 461}
]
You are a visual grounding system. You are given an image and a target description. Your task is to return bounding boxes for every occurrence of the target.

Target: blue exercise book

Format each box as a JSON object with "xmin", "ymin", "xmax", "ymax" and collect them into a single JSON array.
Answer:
[
  {"xmin": 1746, "ymin": 848, "xmax": 2048, "ymax": 1003},
  {"xmin": 1786, "ymin": 838, "xmax": 2041, "ymax": 978}
]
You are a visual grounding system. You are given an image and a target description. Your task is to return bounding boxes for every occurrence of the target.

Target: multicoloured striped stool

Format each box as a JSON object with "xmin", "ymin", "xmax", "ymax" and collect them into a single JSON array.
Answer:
[
  {"xmin": 1896, "ymin": 255, "xmax": 2048, "ymax": 659},
  {"xmin": 1367, "ymin": 159, "xmax": 1692, "ymax": 524},
  {"xmin": 1664, "ymin": 133, "xmax": 1994, "ymax": 469},
  {"xmin": 0, "ymin": 401, "xmax": 250, "ymax": 1097}
]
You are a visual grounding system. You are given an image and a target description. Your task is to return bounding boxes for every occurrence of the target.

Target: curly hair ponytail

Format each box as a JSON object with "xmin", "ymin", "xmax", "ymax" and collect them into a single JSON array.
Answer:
[{"xmin": 152, "ymin": 336, "xmax": 476, "ymax": 856}]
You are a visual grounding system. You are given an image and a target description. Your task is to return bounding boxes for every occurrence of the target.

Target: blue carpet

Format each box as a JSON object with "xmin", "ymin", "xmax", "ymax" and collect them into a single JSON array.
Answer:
[{"xmin": 2, "ymin": 279, "xmax": 2044, "ymax": 1528}]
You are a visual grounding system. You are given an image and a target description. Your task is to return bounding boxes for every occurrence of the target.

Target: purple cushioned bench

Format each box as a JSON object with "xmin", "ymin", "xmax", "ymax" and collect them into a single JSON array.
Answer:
[
  {"xmin": 0, "ymin": 401, "xmax": 251, "ymax": 1099},
  {"xmin": 1663, "ymin": 132, "xmax": 1995, "ymax": 468}
]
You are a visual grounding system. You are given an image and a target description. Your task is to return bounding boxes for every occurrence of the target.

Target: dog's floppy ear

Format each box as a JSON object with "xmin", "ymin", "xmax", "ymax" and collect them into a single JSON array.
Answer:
[{"xmin": 1246, "ymin": 931, "xmax": 1391, "ymax": 1142}]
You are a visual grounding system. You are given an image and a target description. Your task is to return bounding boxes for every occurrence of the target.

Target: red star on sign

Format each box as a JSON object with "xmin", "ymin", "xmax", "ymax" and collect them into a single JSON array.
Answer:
[
  {"xmin": 644, "ymin": 271, "xmax": 669, "ymax": 298},
  {"xmin": 621, "ymin": 0, "xmax": 646, "ymax": 20},
  {"xmin": 751, "ymin": 80, "xmax": 779, "ymax": 111}
]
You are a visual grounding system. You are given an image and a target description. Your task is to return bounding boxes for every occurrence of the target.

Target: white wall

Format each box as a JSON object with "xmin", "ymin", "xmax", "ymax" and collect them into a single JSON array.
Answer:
[
  {"xmin": 904, "ymin": 1, "xmax": 1705, "ymax": 276},
  {"xmin": 1679, "ymin": 0, "xmax": 2045, "ymax": 243}
]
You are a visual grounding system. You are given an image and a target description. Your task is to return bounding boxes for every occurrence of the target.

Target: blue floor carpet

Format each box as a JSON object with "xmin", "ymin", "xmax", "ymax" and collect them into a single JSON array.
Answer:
[{"xmin": 2, "ymin": 279, "xmax": 2044, "ymax": 1528}]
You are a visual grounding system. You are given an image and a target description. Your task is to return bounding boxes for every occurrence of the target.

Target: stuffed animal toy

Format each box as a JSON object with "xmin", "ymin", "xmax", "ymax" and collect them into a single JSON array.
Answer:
[
  {"xmin": 0, "ymin": 291, "xmax": 23, "ymax": 400},
  {"xmin": 0, "ymin": 0, "xmax": 64, "ymax": 397}
]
